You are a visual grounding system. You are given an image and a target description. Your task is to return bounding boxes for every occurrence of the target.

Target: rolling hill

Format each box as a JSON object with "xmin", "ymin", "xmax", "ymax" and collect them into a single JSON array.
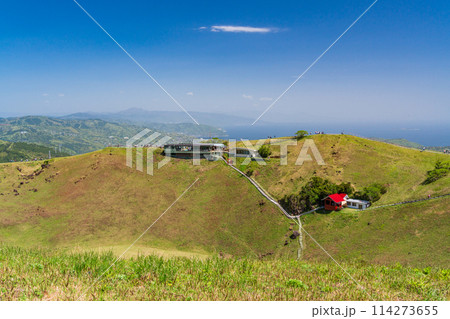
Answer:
[
  {"xmin": 60, "ymin": 108, "xmax": 229, "ymax": 136},
  {"xmin": 0, "ymin": 148, "xmax": 293, "ymax": 258},
  {"xmin": 239, "ymin": 135, "xmax": 449, "ymax": 204},
  {"xmin": 0, "ymin": 135, "xmax": 448, "ymax": 267},
  {"xmin": 0, "ymin": 134, "xmax": 449, "ymax": 301},
  {"xmin": 235, "ymin": 135, "xmax": 450, "ymax": 267}
]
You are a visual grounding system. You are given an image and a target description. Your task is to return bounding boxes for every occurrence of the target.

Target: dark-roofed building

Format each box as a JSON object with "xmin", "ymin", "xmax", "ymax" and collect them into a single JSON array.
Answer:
[{"xmin": 163, "ymin": 143, "xmax": 225, "ymax": 161}]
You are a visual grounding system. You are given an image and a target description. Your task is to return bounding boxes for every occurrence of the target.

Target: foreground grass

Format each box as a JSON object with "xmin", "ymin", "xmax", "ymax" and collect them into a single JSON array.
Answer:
[{"xmin": 0, "ymin": 246, "xmax": 448, "ymax": 301}]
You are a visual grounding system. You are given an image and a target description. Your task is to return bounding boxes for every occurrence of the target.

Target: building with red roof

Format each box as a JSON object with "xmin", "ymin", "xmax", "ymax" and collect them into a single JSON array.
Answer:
[{"xmin": 323, "ymin": 193, "xmax": 348, "ymax": 211}]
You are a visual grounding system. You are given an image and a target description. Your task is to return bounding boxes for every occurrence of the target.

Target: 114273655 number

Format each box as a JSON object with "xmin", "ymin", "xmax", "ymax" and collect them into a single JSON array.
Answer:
[{"xmin": 372, "ymin": 305, "xmax": 438, "ymax": 316}]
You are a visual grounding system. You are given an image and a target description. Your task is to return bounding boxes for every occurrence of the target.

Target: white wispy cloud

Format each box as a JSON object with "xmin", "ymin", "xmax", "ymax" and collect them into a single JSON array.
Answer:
[
  {"xmin": 259, "ymin": 97, "xmax": 273, "ymax": 101},
  {"xmin": 209, "ymin": 25, "xmax": 276, "ymax": 33},
  {"xmin": 186, "ymin": 92, "xmax": 194, "ymax": 96},
  {"xmin": 58, "ymin": 93, "xmax": 65, "ymax": 97},
  {"xmin": 242, "ymin": 94, "xmax": 253, "ymax": 100},
  {"xmin": 42, "ymin": 93, "xmax": 49, "ymax": 96}
]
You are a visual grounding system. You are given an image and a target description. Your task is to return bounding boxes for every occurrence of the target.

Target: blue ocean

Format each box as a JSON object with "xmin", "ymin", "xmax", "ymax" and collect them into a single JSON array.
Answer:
[{"xmin": 222, "ymin": 123, "xmax": 449, "ymax": 147}]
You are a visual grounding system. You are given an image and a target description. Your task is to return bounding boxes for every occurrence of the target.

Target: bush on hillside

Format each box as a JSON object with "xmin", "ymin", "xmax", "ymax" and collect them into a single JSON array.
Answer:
[
  {"xmin": 338, "ymin": 182, "xmax": 354, "ymax": 195},
  {"xmin": 295, "ymin": 130, "xmax": 308, "ymax": 140},
  {"xmin": 422, "ymin": 160, "xmax": 450, "ymax": 185},
  {"xmin": 258, "ymin": 145, "xmax": 272, "ymax": 158},
  {"xmin": 353, "ymin": 183, "xmax": 387, "ymax": 202},
  {"xmin": 245, "ymin": 167, "xmax": 254, "ymax": 177}
]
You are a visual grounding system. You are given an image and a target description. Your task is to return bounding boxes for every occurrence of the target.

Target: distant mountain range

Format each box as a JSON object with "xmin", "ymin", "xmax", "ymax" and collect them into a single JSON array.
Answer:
[
  {"xmin": 0, "ymin": 110, "xmax": 259, "ymax": 155},
  {"xmin": 60, "ymin": 108, "xmax": 256, "ymax": 128},
  {"xmin": 0, "ymin": 116, "xmax": 198, "ymax": 155}
]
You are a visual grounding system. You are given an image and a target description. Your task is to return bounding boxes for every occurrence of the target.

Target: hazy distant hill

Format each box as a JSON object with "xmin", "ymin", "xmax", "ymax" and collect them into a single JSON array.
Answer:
[
  {"xmin": 61, "ymin": 108, "xmax": 254, "ymax": 128},
  {"xmin": 0, "ymin": 116, "xmax": 193, "ymax": 155},
  {"xmin": 0, "ymin": 140, "xmax": 69, "ymax": 163},
  {"xmin": 370, "ymin": 137, "xmax": 449, "ymax": 152}
]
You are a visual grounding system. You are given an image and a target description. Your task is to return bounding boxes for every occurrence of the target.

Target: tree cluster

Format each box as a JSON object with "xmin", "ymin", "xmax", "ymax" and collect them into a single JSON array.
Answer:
[
  {"xmin": 281, "ymin": 176, "xmax": 388, "ymax": 215},
  {"xmin": 281, "ymin": 177, "xmax": 354, "ymax": 214}
]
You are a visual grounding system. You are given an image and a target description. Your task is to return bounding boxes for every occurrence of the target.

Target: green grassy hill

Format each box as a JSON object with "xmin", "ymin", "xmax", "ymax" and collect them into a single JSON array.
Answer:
[
  {"xmin": 0, "ymin": 140, "xmax": 70, "ymax": 163},
  {"xmin": 0, "ymin": 135, "xmax": 449, "ymax": 301},
  {"xmin": 235, "ymin": 135, "xmax": 449, "ymax": 267},
  {"xmin": 0, "ymin": 135, "xmax": 448, "ymax": 267},
  {"xmin": 301, "ymin": 197, "xmax": 449, "ymax": 267},
  {"xmin": 240, "ymin": 135, "xmax": 449, "ymax": 204}
]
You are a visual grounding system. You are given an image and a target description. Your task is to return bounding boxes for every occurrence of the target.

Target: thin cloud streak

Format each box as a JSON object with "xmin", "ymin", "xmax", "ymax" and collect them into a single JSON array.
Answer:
[{"xmin": 208, "ymin": 25, "xmax": 276, "ymax": 33}]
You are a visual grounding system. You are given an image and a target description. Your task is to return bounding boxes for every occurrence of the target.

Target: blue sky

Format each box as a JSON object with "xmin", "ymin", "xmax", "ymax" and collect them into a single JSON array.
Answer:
[{"xmin": 1, "ymin": 0, "xmax": 449, "ymax": 125}]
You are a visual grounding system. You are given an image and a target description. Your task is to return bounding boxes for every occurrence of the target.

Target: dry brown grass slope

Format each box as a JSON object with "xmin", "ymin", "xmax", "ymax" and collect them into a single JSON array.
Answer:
[{"xmin": 0, "ymin": 148, "xmax": 295, "ymax": 258}]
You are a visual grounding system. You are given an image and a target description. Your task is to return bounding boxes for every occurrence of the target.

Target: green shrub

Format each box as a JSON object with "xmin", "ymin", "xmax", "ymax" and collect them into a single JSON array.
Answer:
[
  {"xmin": 354, "ymin": 183, "xmax": 387, "ymax": 202},
  {"xmin": 295, "ymin": 130, "xmax": 308, "ymax": 140},
  {"xmin": 423, "ymin": 161, "xmax": 450, "ymax": 184},
  {"xmin": 258, "ymin": 145, "xmax": 272, "ymax": 158}
]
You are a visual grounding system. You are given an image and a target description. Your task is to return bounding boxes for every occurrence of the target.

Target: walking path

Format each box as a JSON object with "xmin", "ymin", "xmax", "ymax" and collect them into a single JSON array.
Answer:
[
  {"xmin": 221, "ymin": 158, "xmax": 320, "ymax": 219},
  {"xmin": 363, "ymin": 193, "xmax": 450, "ymax": 211},
  {"xmin": 221, "ymin": 157, "xmax": 311, "ymax": 258}
]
